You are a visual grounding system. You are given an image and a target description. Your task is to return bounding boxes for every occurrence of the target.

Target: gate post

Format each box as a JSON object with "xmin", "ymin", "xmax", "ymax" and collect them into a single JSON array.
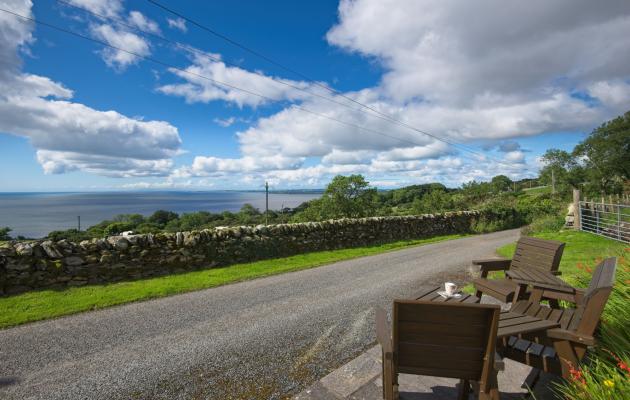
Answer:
[{"xmin": 573, "ymin": 189, "xmax": 581, "ymax": 230}]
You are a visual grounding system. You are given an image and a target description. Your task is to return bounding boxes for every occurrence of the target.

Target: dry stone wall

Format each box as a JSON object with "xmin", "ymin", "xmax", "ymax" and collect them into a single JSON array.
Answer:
[{"xmin": 0, "ymin": 211, "xmax": 481, "ymax": 295}]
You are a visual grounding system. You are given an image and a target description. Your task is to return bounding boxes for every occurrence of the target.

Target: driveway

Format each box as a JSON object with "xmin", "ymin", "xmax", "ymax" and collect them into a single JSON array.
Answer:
[{"xmin": 0, "ymin": 229, "xmax": 519, "ymax": 399}]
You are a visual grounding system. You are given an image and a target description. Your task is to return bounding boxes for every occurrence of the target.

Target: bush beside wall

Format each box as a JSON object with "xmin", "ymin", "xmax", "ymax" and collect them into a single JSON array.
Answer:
[{"xmin": 0, "ymin": 211, "xmax": 487, "ymax": 296}]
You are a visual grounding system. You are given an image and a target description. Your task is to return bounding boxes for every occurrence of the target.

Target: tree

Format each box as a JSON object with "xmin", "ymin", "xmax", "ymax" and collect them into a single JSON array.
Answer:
[
  {"xmin": 539, "ymin": 149, "xmax": 584, "ymax": 194},
  {"xmin": 292, "ymin": 175, "xmax": 377, "ymax": 221},
  {"xmin": 322, "ymin": 175, "xmax": 377, "ymax": 218},
  {"xmin": 490, "ymin": 175, "xmax": 513, "ymax": 193},
  {"xmin": 574, "ymin": 110, "xmax": 630, "ymax": 194},
  {"xmin": 0, "ymin": 227, "xmax": 12, "ymax": 241},
  {"xmin": 148, "ymin": 210, "xmax": 179, "ymax": 227}
]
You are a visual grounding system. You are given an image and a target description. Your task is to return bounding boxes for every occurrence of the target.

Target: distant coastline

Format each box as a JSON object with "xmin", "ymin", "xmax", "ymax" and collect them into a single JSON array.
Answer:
[{"xmin": 0, "ymin": 191, "xmax": 321, "ymax": 238}]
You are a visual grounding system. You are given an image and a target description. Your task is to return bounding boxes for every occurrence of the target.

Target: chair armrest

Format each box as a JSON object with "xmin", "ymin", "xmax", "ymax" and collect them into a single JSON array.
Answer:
[
  {"xmin": 547, "ymin": 329, "xmax": 596, "ymax": 346},
  {"xmin": 540, "ymin": 288, "xmax": 585, "ymax": 304},
  {"xmin": 375, "ymin": 306, "xmax": 393, "ymax": 354},
  {"xmin": 472, "ymin": 258, "xmax": 511, "ymax": 277}
]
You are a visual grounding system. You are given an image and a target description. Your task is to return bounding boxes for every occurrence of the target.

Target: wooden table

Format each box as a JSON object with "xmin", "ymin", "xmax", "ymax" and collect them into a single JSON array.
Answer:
[{"xmin": 411, "ymin": 286, "xmax": 560, "ymax": 339}]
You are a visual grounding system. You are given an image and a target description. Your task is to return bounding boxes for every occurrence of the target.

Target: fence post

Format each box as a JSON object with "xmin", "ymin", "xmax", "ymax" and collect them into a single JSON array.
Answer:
[
  {"xmin": 618, "ymin": 204, "xmax": 622, "ymax": 241},
  {"xmin": 573, "ymin": 189, "xmax": 581, "ymax": 230}
]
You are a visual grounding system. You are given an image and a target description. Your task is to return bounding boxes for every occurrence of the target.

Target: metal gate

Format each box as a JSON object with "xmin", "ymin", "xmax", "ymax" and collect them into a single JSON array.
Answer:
[{"xmin": 579, "ymin": 201, "xmax": 630, "ymax": 243}]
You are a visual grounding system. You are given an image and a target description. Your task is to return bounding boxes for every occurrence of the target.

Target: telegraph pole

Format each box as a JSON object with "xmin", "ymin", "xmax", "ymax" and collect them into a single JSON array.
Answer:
[
  {"xmin": 265, "ymin": 181, "xmax": 269, "ymax": 225},
  {"xmin": 77, "ymin": 216, "xmax": 81, "ymax": 231},
  {"xmin": 551, "ymin": 169, "xmax": 556, "ymax": 194}
]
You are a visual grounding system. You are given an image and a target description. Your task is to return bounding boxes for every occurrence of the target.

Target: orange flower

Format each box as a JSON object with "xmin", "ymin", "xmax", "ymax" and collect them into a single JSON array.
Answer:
[
  {"xmin": 602, "ymin": 349, "xmax": 630, "ymax": 375},
  {"xmin": 625, "ymin": 280, "xmax": 630, "ymax": 285},
  {"xmin": 576, "ymin": 262, "xmax": 584, "ymax": 270},
  {"xmin": 624, "ymin": 247, "xmax": 630, "ymax": 252},
  {"xmin": 585, "ymin": 266, "xmax": 593, "ymax": 273}
]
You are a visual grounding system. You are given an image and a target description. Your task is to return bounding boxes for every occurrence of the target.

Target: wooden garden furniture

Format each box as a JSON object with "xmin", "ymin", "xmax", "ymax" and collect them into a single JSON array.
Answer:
[
  {"xmin": 473, "ymin": 236, "xmax": 565, "ymax": 304},
  {"xmin": 497, "ymin": 258, "xmax": 617, "ymax": 380},
  {"xmin": 376, "ymin": 299, "xmax": 501, "ymax": 400}
]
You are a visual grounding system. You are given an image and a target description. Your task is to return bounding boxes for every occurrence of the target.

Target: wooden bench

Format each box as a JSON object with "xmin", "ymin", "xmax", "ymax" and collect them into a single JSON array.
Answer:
[
  {"xmin": 473, "ymin": 236, "xmax": 565, "ymax": 303},
  {"xmin": 376, "ymin": 300, "xmax": 501, "ymax": 400},
  {"xmin": 498, "ymin": 257, "xmax": 617, "ymax": 379}
]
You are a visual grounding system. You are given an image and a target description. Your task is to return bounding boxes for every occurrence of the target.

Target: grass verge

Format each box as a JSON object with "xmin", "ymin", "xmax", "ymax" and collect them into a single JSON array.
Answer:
[
  {"xmin": 472, "ymin": 230, "xmax": 629, "ymax": 399},
  {"xmin": 0, "ymin": 233, "xmax": 466, "ymax": 329}
]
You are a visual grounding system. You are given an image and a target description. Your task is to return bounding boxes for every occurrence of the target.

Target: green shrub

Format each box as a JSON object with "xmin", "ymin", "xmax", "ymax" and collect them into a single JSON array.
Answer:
[
  {"xmin": 523, "ymin": 215, "xmax": 566, "ymax": 235},
  {"xmin": 103, "ymin": 222, "xmax": 134, "ymax": 236},
  {"xmin": 47, "ymin": 229, "xmax": 93, "ymax": 242}
]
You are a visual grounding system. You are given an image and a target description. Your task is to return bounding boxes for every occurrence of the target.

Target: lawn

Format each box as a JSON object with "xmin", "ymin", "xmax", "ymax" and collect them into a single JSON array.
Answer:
[
  {"xmin": 0, "ymin": 233, "xmax": 466, "ymax": 329},
  {"xmin": 471, "ymin": 230, "xmax": 630, "ymax": 399}
]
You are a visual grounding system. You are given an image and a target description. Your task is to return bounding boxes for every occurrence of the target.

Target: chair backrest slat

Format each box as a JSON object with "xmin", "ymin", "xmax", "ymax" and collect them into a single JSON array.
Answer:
[
  {"xmin": 576, "ymin": 258, "xmax": 617, "ymax": 335},
  {"xmin": 393, "ymin": 301, "xmax": 500, "ymax": 381},
  {"xmin": 510, "ymin": 236, "xmax": 565, "ymax": 272}
]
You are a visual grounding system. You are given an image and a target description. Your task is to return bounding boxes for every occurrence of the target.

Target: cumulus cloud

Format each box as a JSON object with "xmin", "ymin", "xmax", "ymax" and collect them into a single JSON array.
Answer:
[
  {"xmin": 64, "ymin": 0, "xmax": 123, "ymax": 19},
  {"xmin": 157, "ymin": 53, "xmax": 319, "ymax": 107},
  {"xmin": 63, "ymin": 0, "xmax": 157, "ymax": 70},
  {"xmin": 127, "ymin": 10, "xmax": 160, "ymax": 34},
  {"xmin": 167, "ymin": 17, "xmax": 187, "ymax": 32},
  {"xmin": 0, "ymin": 1, "xmax": 182, "ymax": 177},
  {"xmin": 327, "ymin": 0, "xmax": 630, "ymax": 107},
  {"xmin": 173, "ymin": 0, "xmax": 629, "ymax": 186},
  {"xmin": 90, "ymin": 23, "xmax": 151, "ymax": 70}
]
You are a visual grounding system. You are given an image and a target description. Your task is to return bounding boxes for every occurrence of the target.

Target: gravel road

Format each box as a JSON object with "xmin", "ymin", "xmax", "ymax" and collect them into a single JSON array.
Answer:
[{"xmin": 0, "ymin": 229, "xmax": 519, "ymax": 400}]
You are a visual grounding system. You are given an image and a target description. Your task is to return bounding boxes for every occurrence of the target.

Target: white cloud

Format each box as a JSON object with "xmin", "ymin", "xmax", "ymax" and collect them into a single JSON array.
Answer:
[
  {"xmin": 504, "ymin": 151, "xmax": 526, "ymax": 164},
  {"xmin": 167, "ymin": 17, "xmax": 187, "ymax": 33},
  {"xmin": 327, "ymin": 0, "xmax": 630, "ymax": 107},
  {"xmin": 213, "ymin": 116, "xmax": 235, "ymax": 127},
  {"xmin": 90, "ymin": 23, "xmax": 150, "ymax": 70},
  {"xmin": 0, "ymin": 1, "xmax": 182, "ymax": 177},
  {"xmin": 157, "ymin": 53, "xmax": 319, "ymax": 107},
  {"xmin": 64, "ymin": 0, "xmax": 123, "ymax": 19},
  {"xmin": 127, "ymin": 10, "xmax": 160, "ymax": 34}
]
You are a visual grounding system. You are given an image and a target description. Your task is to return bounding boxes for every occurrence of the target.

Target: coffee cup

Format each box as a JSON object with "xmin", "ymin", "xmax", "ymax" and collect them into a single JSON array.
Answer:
[{"xmin": 445, "ymin": 282, "xmax": 458, "ymax": 296}]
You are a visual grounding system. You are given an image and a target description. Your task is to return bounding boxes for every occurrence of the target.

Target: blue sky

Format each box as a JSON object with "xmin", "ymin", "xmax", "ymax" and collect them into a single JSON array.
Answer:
[{"xmin": 1, "ymin": 0, "xmax": 629, "ymax": 191}]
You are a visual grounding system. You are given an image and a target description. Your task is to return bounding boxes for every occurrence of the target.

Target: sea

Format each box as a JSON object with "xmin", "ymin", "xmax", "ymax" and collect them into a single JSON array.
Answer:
[{"xmin": 0, "ymin": 191, "xmax": 321, "ymax": 239}]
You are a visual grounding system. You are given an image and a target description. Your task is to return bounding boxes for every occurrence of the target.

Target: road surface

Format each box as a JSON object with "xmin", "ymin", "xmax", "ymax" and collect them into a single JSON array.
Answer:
[{"xmin": 0, "ymin": 229, "xmax": 519, "ymax": 399}]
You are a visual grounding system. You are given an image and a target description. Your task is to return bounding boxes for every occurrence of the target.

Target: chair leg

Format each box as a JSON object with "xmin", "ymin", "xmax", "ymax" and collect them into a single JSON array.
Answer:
[
  {"xmin": 457, "ymin": 379, "xmax": 470, "ymax": 400},
  {"xmin": 554, "ymin": 340, "xmax": 579, "ymax": 380},
  {"xmin": 478, "ymin": 371, "xmax": 500, "ymax": 400},
  {"xmin": 382, "ymin": 350, "xmax": 396, "ymax": 400}
]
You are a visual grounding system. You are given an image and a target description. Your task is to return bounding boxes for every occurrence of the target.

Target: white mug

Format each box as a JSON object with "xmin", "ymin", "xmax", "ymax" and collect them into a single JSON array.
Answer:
[{"xmin": 445, "ymin": 282, "xmax": 458, "ymax": 296}]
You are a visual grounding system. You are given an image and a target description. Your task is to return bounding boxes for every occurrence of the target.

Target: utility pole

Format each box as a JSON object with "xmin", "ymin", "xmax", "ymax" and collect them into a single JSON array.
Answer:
[
  {"xmin": 551, "ymin": 169, "xmax": 556, "ymax": 195},
  {"xmin": 265, "ymin": 181, "xmax": 269, "ymax": 225},
  {"xmin": 77, "ymin": 216, "xmax": 81, "ymax": 231}
]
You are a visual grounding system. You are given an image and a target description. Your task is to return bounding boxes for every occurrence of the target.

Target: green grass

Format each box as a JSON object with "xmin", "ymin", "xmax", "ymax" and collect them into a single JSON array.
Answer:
[
  {"xmin": 522, "ymin": 185, "xmax": 551, "ymax": 195},
  {"xmin": 0, "ymin": 233, "xmax": 466, "ymax": 329}
]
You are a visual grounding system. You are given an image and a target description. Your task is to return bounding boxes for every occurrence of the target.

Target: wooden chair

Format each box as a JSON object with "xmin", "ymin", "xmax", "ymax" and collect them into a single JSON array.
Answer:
[
  {"xmin": 499, "ymin": 257, "xmax": 617, "ymax": 380},
  {"xmin": 376, "ymin": 301, "xmax": 501, "ymax": 400},
  {"xmin": 473, "ymin": 236, "xmax": 565, "ymax": 303}
]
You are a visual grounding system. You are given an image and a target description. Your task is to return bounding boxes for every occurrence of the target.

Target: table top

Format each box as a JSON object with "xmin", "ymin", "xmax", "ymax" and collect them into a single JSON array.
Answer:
[
  {"xmin": 411, "ymin": 285, "xmax": 560, "ymax": 338},
  {"xmin": 506, "ymin": 267, "xmax": 574, "ymax": 292},
  {"xmin": 411, "ymin": 285, "xmax": 481, "ymax": 304}
]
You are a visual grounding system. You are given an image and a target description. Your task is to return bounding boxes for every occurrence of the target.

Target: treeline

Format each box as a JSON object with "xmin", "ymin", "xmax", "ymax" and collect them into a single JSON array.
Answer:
[
  {"xmin": 538, "ymin": 110, "xmax": 630, "ymax": 196},
  {"xmin": 35, "ymin": 173, "xmax": 558, "ymax": 242}
]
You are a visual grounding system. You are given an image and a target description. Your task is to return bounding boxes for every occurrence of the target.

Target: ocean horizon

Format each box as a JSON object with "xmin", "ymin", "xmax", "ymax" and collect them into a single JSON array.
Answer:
[{"xmin": 0, "ymin": 191, "xmax": 322, "ymax": 238}]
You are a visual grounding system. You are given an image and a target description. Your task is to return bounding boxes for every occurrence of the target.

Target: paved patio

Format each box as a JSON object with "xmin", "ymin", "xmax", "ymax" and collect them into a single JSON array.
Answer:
[{"xmin": 294, "ymin": 296, "xmax": 563, "ymax": 400}]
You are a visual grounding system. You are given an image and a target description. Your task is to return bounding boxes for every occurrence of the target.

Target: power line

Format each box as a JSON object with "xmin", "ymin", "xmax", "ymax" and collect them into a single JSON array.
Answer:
[
  {"xmin": 145, "ymin": 0, "xmax": 507, "ymax": 164},
  {"xmin": 0, "ymin": 7, "xmax": 518, "ymax": 171}
]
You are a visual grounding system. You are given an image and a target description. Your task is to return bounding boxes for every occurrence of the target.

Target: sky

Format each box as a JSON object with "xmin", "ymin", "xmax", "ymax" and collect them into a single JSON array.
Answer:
[{"xmin": 0, "ymin": 0, "xmax": 629, "ymax": 192}]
